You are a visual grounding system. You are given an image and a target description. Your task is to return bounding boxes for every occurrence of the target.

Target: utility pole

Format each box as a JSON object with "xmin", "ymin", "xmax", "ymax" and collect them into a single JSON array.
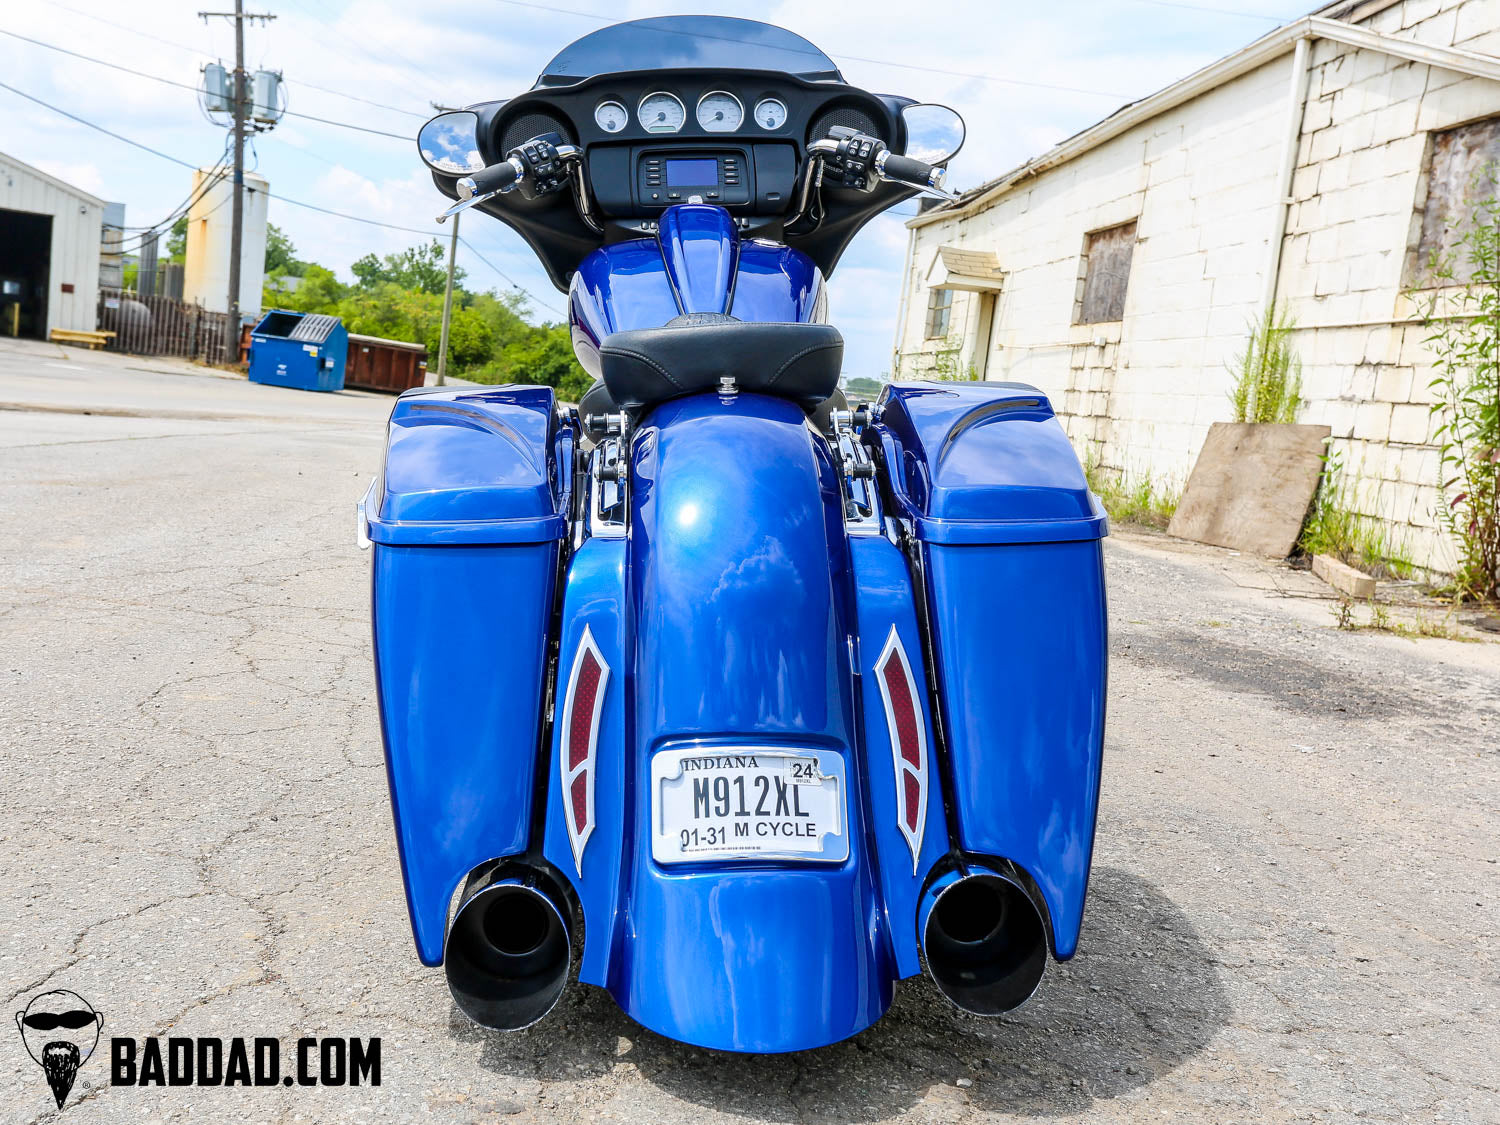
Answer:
[
  {"xmin": 436, "ymin": 212, "xmax": 459, "ymax": 386},
  {"xmin": 200, "ymin": 3, "xmax": 275, "ymax": 363}
]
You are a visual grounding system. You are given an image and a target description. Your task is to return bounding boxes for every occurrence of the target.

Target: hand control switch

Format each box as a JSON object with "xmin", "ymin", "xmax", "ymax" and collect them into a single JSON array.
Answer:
[
  {"xmin": 823, "ymin": 126, "xmax": 885, "ymax": 192},
  {"xmin": 511, "ymin": 132, "xmax": 571, "ymax": 200}
]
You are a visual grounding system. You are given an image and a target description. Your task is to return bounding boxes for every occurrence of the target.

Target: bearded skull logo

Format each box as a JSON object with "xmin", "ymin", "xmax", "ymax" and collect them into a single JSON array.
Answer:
[{"xmin": 15, "ymin": 990, "xmax": 103, "ymax": 1110}]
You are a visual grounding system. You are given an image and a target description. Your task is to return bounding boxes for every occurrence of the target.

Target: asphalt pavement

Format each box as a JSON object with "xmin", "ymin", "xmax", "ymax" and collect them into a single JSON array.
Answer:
[{"xmin": 0, "ymin": 339, "xmax": 1495, "ymax": 1124}]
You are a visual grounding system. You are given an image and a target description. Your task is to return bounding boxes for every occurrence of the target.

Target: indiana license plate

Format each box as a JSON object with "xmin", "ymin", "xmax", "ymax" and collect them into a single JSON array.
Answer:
[{"xmin": 651, "ymin": 748, "xmax": 848, "ymax": 865}]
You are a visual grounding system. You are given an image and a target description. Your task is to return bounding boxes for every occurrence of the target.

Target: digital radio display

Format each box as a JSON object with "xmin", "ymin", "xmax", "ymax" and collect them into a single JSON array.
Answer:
[{"xmin": 665, "ymin": 158, "xmax": 718, "ymax": 187}]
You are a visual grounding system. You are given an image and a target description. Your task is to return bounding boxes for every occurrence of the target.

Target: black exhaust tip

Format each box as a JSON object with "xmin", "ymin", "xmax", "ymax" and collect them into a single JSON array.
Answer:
[
  {"xmin": 444, "ymin": 867, "xmax": 570, "ymax": 1031},
  {"xmin": 921, "ymin": 868, "xmax": 1048, "ymax": 1015}
]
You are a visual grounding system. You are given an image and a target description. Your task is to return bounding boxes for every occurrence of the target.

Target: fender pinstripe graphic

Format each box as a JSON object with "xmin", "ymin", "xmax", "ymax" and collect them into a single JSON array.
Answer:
[
  {"xmin": 560, "ymin": 625, "xmax": 609, "ymax": 875},
  {"xmin": 874, "ymin": 625, "xmax": 928, "ymax": 873}
]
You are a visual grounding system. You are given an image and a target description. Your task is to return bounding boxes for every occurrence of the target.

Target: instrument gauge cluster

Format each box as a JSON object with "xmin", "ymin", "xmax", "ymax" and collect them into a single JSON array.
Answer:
[{"xmin": 578, "ymin": 88, "xmax": 796, "ymax": 137}]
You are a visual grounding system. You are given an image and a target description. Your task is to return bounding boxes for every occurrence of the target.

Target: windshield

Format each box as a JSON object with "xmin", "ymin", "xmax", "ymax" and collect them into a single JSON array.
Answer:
[{"xmin": 536, "ymin": 16, "xmax": 842, "ymax": 86}]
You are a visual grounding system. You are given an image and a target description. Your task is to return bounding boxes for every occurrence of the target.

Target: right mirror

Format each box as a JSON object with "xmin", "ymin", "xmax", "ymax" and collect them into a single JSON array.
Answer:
[
  {"xmin": 901, "ymin": 104, "xmax": 966, "ymax": 165},
  {"xmin": 418, "ymin": 110, "xmax": 485, "ymax": 174}
]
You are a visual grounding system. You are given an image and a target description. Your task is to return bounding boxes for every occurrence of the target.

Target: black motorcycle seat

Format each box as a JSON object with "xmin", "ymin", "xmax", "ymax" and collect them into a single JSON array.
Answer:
[
  {"xmin": 578, "ymin": 378, "xmax": 848, "ymax": 444},
  {"xmin": 599, "ymin": 314, "xmax": 843, "ymax": 412}
]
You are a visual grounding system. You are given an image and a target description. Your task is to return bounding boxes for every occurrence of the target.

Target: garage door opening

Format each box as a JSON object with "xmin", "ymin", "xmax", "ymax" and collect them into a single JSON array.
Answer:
[{"xmin": 0, "ymin": 208, "xmax": 52, "ymax": 340}]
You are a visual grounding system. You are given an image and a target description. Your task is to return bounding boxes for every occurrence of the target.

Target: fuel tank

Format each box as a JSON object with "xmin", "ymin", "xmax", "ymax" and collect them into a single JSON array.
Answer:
[{"xmin": 567, "ymin": 204, "xmax": 827, "ymax": 376}]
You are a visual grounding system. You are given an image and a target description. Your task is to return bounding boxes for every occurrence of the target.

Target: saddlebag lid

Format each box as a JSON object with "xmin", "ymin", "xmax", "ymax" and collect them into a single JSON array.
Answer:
[
  {"xmin": 367, "ymin": 384, "xmax": 567, "ymax": 546},
  {"xmin": 875, "ymin": 381, "xmax": 1108, "ymax": 545}
]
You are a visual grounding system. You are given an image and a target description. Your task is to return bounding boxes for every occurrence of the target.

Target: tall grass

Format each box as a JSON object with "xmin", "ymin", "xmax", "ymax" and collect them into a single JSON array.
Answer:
[
  {"xmin": 1230, "ymin": 305, "xmax": 1303, "ymax": 424},
  {"xmin": 1298, "ymin": 449, "xmax": 1416, "ymax": 580},
  {"xmin": 1084, "ymin": 453, "xmax": 1180, "ymax": 530}
]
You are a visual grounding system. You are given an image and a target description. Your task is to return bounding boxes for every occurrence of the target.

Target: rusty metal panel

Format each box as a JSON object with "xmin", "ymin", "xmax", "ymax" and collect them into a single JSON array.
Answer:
[
  {"xmin": 345, "ymin": 333, "xmax": 427, "ymax": 393},
  {"xmin": 1415, "ymin": 117, "xmax": 1500, "ymax": 284},
  {"xmin": 1077, "ymin": 220, "xmax": 1136, "ymax": 325}
]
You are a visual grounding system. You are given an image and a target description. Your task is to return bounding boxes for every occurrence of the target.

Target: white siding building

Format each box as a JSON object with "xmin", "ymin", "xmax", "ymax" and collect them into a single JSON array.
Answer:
[
  {"xmin": 0, "ymin": 151, "xmax": 106, "ymax": 340},
  {"xmin": 897, "ymin": 0, "xmax": 1500, "ymax": 572}
]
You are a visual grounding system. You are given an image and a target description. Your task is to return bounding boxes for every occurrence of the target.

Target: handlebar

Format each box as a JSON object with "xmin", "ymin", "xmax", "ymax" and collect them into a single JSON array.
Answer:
[
  {"xmin": 458, "ymin": 156, "xmax": 524, "ymax": 200},
  {"xmin": 876, "ymin": 151, "xmax": 942, "ymax": 192}
]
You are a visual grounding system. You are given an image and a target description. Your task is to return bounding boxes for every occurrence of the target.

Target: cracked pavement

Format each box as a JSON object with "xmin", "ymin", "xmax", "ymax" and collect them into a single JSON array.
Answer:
[{"xmin": 1, "ymin": 342, "xmax": 1496, "ymax": 1123}]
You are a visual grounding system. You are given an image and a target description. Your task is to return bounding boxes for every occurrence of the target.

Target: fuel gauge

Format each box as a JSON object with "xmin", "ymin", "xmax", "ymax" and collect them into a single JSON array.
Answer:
[
  {"xmin": 594, "ymin": 100, "xmax": 628, "ymax": 133},
  {"xmin": 754, "ymin": 98, "xmax": 788, "ymax": 131}
]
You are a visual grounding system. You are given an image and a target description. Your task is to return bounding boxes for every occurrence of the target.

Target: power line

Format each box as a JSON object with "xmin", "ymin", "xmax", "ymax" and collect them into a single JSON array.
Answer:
[
  {"xmin": 278, "ymin": 0, "xmax": 459, "ymax": 109},
  {"xmin": 458, "ymin": 237, "xmax": 566, "ymax": 316},
  {"xmin": 484, "ymin": 0, "xmax": 1135, "ymax": 99},
  {"xmin": 32, "ymin": 0, "xmax": 430, "ymax": 119},
  {"xmin": 0, "ymin": 27, "xmax": 415, "ymax": 141},
  {"xmin": 0, "ymin": 77, "xmax": 197, "ymax": 168},
  {"xmin": 0, "ymin": 77, "xmax": 557, "ymax": 309}
]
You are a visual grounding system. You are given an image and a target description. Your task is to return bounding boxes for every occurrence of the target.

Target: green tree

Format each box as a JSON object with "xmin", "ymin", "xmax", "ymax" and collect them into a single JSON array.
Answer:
[
  {"xmin": 352, "ymin": 240, "xmax": 460, "ymax": 295},
  {"xmin": 166, "ymin": 216, "xmax": 188, "ymax": 265},
  {"xmin": 264, "ymin": 222, "xmax": 306, "ymax": 275},
  {"xmin": 259, "ymin": 239, "xmax": 586, "ymax": 392}
]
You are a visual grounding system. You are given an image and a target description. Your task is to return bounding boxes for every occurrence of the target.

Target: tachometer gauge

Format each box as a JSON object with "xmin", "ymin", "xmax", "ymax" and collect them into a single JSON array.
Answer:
[
  {"xmin": 754, "ymin": 97, "xmax": 788, "ymax": 131},
  {"xmin": 697, "ymin": 91, "xmax": 743, "ymax": 133},
  {"xmin": 638, "ymin": 92, "xmax": 686, "ymax": 133},
  {"xmin": 593, "ymin": 100, "xmax": 628, "ymax": 133}
]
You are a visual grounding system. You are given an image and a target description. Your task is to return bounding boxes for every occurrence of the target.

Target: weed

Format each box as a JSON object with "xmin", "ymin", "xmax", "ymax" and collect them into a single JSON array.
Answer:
[
  {"xmin": 1229, "ymin": 305, "xmax": 1303, "ymax": 424},
  {"xmin": 1299, "ymin": 446, "xmax": 1417, "ymax": 580},
  {"xmin": 1328, "ymin": 597, "xmax": 1476, "ymax": 641},
  {"xmin": 1332, "ymin": 597, "xmax": 1355, "ymax": 630},
  {"xmin": 1414, "ymin": 167, "xmax": 1500, "ymax": 602},
  {"xmin": 929, "ymin": 336, "xmax": 981, "ymax": 382},
  {"xmin": 1084, "ymin": 454, "xmax": 1180, "ymax": 530}
]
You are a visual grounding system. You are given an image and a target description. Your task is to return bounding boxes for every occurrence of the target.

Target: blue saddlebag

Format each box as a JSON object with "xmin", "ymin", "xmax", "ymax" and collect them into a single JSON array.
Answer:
[
  {"xmin": 875, "ymin": 381, "xmax": 1107, "ymax": 959},
  {"xmin": 367, "ymin": 385, "xmax": 569, "ymax": 965}
]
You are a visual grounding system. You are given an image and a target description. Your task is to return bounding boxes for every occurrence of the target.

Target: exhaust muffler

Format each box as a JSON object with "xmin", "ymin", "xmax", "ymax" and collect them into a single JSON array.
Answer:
[
  {"xmin": 444, "ymin": 865, "xmax": 571, "ymax": 1031},
  {"xmin": 919, "ymin": 864, "xmax": 1049, "ymax": 1015}
]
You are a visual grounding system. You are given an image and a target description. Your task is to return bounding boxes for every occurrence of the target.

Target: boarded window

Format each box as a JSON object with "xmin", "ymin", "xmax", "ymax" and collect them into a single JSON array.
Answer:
[
  {"xmin": 925, "ymin": 287, "xmax": 953, "ymax": 339},
  {"xmin": 1076, "ymin": 221, "xmax": 1137, "ymax": 324},
  {"xmin": 1413, "ymin": 117, "xmax": 1500, "ymax": 285}
]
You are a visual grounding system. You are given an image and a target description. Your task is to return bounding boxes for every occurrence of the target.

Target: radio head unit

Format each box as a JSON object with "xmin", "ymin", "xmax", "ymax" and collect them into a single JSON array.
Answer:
[{"xmin": 638, "ymin": 148, "xmax": 751, "ymax": 208}]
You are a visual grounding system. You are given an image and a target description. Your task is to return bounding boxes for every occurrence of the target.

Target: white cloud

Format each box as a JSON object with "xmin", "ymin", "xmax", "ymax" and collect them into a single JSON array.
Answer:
[{"xmin": 0, "ymin": 0, "xmax": 1301, "ymax": 361}]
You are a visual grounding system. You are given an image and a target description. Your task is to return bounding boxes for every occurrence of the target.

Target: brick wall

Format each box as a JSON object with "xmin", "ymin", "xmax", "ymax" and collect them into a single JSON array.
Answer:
[{"xmin": 899, "ymin": 0, "xmax": 1500, "ymax": 572}]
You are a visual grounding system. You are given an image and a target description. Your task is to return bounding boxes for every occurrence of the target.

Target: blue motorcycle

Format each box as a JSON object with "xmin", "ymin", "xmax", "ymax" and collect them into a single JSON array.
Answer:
[{"xmin": 360, "ymin": 15, "xmax": 1108, "ymax": 1054}]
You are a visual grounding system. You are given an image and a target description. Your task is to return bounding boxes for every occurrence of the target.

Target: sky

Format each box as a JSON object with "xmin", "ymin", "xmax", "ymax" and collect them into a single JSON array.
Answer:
[{"xmin": 0, "ymin": 0, "xmax": 1311, "ymax": 378}]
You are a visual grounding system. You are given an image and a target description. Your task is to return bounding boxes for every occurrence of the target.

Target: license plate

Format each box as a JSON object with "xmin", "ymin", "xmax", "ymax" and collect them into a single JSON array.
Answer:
[{"xmin": 651, "ymin": 748, "xmax": 848, "ymax": 865}]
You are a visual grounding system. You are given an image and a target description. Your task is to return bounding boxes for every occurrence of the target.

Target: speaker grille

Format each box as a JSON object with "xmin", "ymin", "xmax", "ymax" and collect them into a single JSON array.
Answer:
[
  {"xmin": 500, "ymin": 111, "xmax": 575, "ymax": 153},
  {"xmin": 808, "ymin": 105, "xmax": 883, "ymax": 145}
]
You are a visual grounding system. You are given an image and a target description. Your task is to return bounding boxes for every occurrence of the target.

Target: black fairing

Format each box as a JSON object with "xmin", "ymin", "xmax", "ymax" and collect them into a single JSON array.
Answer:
[{"xmin": 429, "ymin": 66, "xmax": 919, "ymax": 292}]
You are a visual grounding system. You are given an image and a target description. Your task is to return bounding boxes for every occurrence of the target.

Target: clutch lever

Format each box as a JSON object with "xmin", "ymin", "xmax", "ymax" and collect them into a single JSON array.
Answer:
[{"xmin": 436, "ymin": 143, "xmax": 583, "ymax": 223}]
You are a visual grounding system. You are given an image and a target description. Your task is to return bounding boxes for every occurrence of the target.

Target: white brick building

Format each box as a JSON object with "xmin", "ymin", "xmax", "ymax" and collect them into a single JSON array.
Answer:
[{"xmin": 896, "ymin": 0, "xmax": 1500, "ymax": 571}]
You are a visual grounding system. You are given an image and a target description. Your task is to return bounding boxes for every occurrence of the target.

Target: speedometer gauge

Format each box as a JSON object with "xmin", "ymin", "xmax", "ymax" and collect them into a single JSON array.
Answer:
[
  {"xmin": 697, "ymin": 91, "xmax": 743, "ymax": 133},
  {"xmin": 754, "ymin": 98, "xmax": 788, "ymax": 130},
  {"xmin": 593, "ymin": 100, "xmax": 628, "ymax": 133},
  {"xmin": 638, "ymin": 92, "xmax": 685, "ymax": 133}
]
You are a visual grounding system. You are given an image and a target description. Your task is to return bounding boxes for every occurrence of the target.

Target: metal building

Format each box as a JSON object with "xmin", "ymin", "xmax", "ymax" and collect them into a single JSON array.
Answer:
[{"xmin": 0, "ymin": 151, "xmax": 106, "ymax": 341}]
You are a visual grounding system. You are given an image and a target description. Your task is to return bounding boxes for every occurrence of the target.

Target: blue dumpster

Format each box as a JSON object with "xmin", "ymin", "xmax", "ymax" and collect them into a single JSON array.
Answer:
[{"xmin": 248, "ymin": 310, "xmax": 348, "ymax": 392}]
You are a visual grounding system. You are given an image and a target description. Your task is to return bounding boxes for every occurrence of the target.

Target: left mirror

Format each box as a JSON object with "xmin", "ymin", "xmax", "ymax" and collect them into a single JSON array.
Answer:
[{"xmin": 418, "ymin": 111, "xmax": 484, "ymax": 174}]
